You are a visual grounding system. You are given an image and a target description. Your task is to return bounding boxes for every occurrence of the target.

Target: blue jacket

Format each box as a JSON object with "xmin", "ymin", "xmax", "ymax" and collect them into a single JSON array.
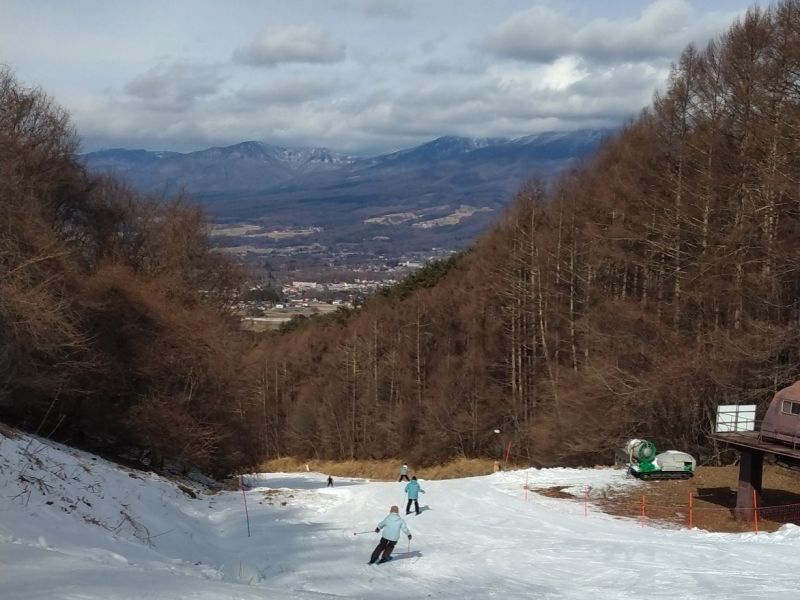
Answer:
[
  {"xmin": 376, "ymin": 513, "xmax": 410, "ymax": 542},
  {"xmin": 405, "ymin": 480, "xmax": 424, "ymax": 500}
]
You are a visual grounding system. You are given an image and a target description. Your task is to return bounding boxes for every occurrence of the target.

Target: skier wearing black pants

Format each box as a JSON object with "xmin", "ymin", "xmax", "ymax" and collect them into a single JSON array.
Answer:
[
  {"xmin": 369, "ymin": 505, "xmax": 411, "ymax": 564},
  {"xmin": 404, "ymin": 476, "xmax": 425, "ymax": 515}
]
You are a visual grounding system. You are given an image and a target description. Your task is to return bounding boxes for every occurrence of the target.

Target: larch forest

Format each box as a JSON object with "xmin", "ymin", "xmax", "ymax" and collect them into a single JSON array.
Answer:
[{"xmin": 3, "ymin": 1, "xmax": 800, "ymax": 475}]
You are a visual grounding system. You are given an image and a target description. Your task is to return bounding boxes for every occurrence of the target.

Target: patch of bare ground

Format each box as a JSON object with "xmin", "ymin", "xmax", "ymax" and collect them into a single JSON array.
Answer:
[
  {"xmin": 537, "ymin": 486, "xmax": 576, "ymax": 500},
  {"xmin": 557, "ymin": 465, "xmax": 800, "ymax": 533},
  {"xmin": 259, "ymin": 488, "xmax": 295, "ymax": 506}
]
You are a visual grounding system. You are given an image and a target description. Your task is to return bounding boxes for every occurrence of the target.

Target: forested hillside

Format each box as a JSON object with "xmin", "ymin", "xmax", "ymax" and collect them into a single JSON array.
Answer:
[
  {"xmin": 254, "ymin": 2, "xmax": 800, "ymax": 466},
  {"xmin": 0, "ymin": 69, "xmax": 263, "ymax": 475},
  {"xmin": 4, "ymin": 2, "xmax": 800, "ymax": 475}
]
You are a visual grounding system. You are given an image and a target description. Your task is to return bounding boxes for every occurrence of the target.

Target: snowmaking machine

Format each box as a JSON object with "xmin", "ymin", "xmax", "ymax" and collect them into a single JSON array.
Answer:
[{"xmin": 625, "ymin": 439, "xmax": 696, "ymax": 480}]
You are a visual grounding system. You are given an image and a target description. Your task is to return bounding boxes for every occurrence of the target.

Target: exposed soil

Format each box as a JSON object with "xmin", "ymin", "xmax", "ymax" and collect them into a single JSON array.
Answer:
[{"xmin": 538, "ymin": 464, "xmax": 800, "ymax": 533}]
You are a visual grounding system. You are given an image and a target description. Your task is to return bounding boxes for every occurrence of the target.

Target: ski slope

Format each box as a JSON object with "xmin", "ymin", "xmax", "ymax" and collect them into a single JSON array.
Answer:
[{"xmin": 1, "ymin": 430, "xmax": 799, "ymax": 599}]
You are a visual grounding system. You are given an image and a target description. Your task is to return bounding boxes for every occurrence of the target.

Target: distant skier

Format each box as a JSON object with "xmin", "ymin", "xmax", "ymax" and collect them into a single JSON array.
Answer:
[
  {"xmin": 404, "ymin": 476, "xmax": 425, "ymax": 515},
  {"xmin": 398, "ymin": 463, "xmax": 410, "ymax": 482},
  {"xmin": 369, "ymin": 505, "xmax": 411, "ymax": 564},
  {"xmin": 327, "ymin": 475, "xmax": 334, "ymax": 487}
]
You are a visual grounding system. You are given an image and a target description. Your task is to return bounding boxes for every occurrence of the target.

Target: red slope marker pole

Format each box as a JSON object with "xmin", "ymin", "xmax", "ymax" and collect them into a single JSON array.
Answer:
[
  {"xmin": 640, "ymin": 494, "xmax": 646, "ymax": 528},
  {"xmin": 753, "ymin": 490, "xmax": 759, "ymax": 534},
  {"xmin": 504, "ymin": 441, "xmax": 513, "ymax": 464}
]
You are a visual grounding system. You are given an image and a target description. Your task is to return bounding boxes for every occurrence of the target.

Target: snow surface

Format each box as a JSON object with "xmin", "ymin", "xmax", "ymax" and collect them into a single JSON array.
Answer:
[{"xmin": 1, "ymin": 430, "xmax": 799, "ymax": 599}]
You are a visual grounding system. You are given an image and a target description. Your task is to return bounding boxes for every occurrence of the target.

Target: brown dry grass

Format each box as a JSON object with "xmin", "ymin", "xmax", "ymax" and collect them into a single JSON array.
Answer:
[
  {"xmin": 256, "ymin": 457, "xmax": 505, "ymax": 481},
  {"xmin": 584, "ymin": 464, "xmax": 800, "ymax": 533}
]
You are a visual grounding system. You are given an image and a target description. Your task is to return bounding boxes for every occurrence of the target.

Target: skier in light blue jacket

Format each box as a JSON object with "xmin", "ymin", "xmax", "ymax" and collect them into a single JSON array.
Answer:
[
  {"xmin": 404, "ymin": 476, "xmax": 425, "ymax": 515},
  {"xmin": 369, "ymin": 505, "xmax": 411, "ymax": 564}
]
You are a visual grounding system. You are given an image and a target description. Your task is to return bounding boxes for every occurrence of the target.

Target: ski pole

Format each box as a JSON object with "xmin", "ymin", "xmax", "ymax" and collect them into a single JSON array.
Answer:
[
  {"xmin": 239, "ymin": 475, "xmax": 251, "ymax": 538},
  {"xmin": 353, "ymin": 530, "xmax": 374, "ymax": 536}
]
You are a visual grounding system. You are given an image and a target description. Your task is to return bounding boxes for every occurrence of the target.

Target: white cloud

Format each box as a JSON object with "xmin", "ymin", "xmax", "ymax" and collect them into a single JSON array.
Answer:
[
  {"xmin": 232, "ymin": 25, "xmax": 346, "ymax": 68},
  {"xmin": 17, "ymin": 0, "xmax": 756, "ymax": 153},
  {"xmin": 537, "ymin": 56, "xmax": 586, "ymax": 91},
  {"xmin": 483, "ymin": 0, "xmax": 738, "ymax": 64},
  {"xmin": 73, "ymin": 55, "xmax": 665, "ymax": 154}
]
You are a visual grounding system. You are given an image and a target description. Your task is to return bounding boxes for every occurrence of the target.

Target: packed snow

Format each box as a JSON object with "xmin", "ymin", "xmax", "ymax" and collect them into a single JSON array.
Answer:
[{"xmin": 1, "ymin": 429, "xmax": 798, "ymax": 599}]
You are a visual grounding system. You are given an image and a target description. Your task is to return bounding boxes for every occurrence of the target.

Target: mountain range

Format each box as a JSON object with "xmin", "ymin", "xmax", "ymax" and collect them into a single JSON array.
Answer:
[{"xmin": 83, "ymin": 130, "xmax": 608, "ymax": 267}]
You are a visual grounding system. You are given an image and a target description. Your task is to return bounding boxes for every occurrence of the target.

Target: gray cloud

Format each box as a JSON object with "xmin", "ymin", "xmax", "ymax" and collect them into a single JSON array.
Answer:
[
  {"xmin": 413, "ymin": 59, "xmax": 488, "ymax": 76},
  {"xmin": 232, "ymin": 79, "xmax": 339, "ymax": 108},
  {"xmin": 362, "ymin": 0, "xmax": 415, "ymax": 20},
  {"xmin": 232, "ymin": 25, "xmax": 346, "ymax": 68},
  {"xmin": 7, "ymin": 0, "xmax": 763, "ymax": 155},
  {"xmin": 123, "ymin": 61, "xmax": 225, "ymax": 112},
  {"xmin": 71, "ymin": 3, "xmax": 707, "ymax": 154},
  {"xmin": 483, "ymin": 0, "xmax": 737, "ymax": 64},
  {"xmin": 75, "ymin": 58, "xmax": 662, "ymax": 154}
]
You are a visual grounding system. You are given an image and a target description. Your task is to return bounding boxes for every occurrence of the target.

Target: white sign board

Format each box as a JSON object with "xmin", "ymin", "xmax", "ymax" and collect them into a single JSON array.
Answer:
[{"xmin": 716, "ymin": 404, "xmax": 756, "ymax": 432}]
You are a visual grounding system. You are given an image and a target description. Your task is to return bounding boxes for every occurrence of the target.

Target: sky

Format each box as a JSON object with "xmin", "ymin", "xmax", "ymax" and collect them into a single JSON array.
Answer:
[
  {"xmin": 3, "ymin": 429, "xmax": 800, "ymax": 599},
  {"xmin": 0, "ymin": 0, "xmax": 770, "ymax": 154}
]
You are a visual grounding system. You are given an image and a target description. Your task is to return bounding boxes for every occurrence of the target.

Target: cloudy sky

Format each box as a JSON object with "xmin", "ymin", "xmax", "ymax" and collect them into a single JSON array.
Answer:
[{"xmin": 1, "ymin": 0, "xmax": 766, "ymax": 154}]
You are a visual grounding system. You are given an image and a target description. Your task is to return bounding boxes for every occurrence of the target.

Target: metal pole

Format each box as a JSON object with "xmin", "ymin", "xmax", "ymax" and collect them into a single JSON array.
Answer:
[{"xmin": 240, "ymin": 475, "xmax": 251, "ymax": 538}]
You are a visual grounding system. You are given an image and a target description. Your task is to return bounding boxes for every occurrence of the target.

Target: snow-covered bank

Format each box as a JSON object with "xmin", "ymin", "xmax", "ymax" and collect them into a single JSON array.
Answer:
[{"xmin": 1, "ymin": 430, "xmax": 798, "ymax": 599}]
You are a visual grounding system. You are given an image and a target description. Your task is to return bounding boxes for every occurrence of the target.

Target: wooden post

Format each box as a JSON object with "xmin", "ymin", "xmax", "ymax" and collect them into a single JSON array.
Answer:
[
  {"xmin": 734, "ymin": 449, "xmax": 763, "ymax": 521},
  {"xmin": 688, "ymin": 492, "xmax": 693, "ymax": 529}
]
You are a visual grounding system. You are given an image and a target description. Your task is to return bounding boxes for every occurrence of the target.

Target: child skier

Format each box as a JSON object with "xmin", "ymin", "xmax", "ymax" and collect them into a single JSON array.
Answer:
[
  {"xmin": 404, "ymin": 476, "xmax": 425, "ymax": 515},
  {"xmin": 398, "ymin": 463, "xmax": 410, "ymax": 482},
  {"xmin": 369, "ymin": 505, "xmax": 411, "ymax": 564},
  {"xmin": 327, "ymin": 475, "xmax": 333, "ymax": 487}
]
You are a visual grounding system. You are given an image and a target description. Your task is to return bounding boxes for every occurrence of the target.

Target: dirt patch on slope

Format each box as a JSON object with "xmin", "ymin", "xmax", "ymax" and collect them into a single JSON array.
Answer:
[
  {"xmin": 537, "ymin": 486, "xmax": 577, "ymax": 500},
  {"xmin": 586, "ymin": 465, "xmax": 800, "ymax": 533}
]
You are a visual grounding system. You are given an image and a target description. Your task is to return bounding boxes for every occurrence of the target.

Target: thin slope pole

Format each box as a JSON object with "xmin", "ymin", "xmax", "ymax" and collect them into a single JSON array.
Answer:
[
  {"xmin": 240, "ymin": 475, "xmax": 251, "ymax": 538},
  {"xmin": 753, "ymin": 490, "xmax": 759, "ymax": 534},
  {"xmin": 640, "ymin": 495, "xmax": 646, "ymax": 528}
]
